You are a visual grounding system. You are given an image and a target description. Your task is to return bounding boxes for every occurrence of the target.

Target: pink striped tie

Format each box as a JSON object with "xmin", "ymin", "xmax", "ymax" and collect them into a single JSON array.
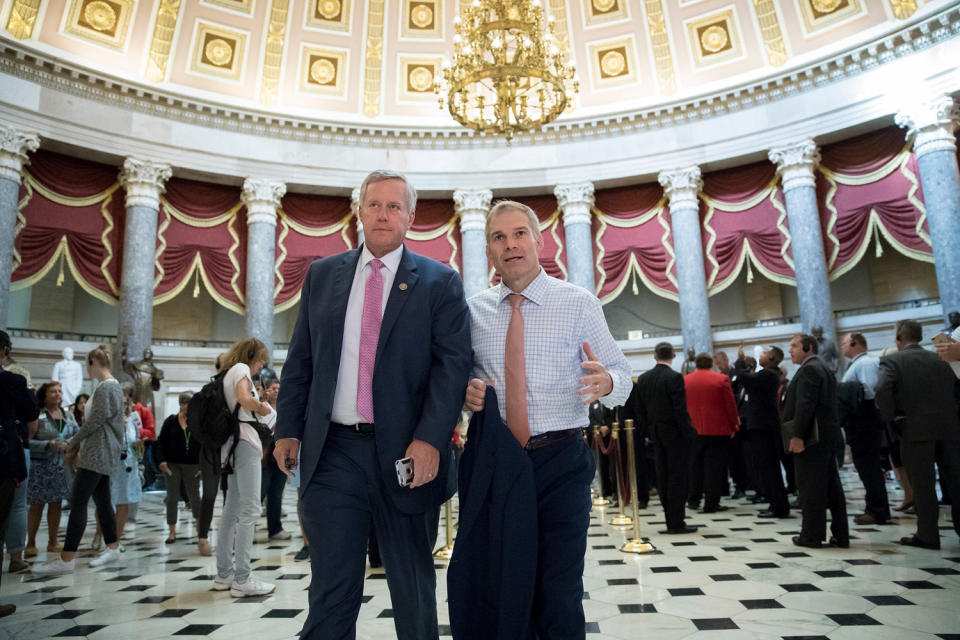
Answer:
[{"xmin": 356, "ymin": 258, "xmax": 384, "ymax": 423}]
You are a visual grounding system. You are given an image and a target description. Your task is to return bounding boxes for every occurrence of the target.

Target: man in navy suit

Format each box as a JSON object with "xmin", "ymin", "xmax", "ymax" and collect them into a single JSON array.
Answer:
[{"xmin": 275, "ymin": 170, "xmax": 472, "ymax": 640}]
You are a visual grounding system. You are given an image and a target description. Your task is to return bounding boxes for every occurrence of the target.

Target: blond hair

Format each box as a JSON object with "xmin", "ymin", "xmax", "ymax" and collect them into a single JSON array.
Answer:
[
  {"xmin": 87, "ymin": 344, "xmax": 112, "ymax": 369},
  {"xmin": 217, "ymin": 338, "xmax": 269, "ymax": 373}
]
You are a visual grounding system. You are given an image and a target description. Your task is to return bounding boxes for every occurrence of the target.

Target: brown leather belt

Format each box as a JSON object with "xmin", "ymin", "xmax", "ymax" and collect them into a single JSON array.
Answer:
[
  {"xmin": 331, "ymin": 422, "xmax": 375, "ymax": 435},
  {"xmin": 524, "ymin": 427, "xmax": 582, "ymax": 451}
]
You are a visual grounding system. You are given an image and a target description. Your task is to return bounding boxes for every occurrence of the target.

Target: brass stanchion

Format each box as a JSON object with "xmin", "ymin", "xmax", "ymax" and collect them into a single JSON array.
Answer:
[
  {"xmin": 434, "ymin": 497, "xmax": 454, "ymax": 559},
  {"xmin": 591, "ymin": 425, "xmax": 610, "ymax": 508},
  {"xmin": 621, "ymin": 419, "xmax": 656, "ymax": 554},
  {"xmin": 609, "ymin": 422, "xmax": 632, "ymax": 528}
]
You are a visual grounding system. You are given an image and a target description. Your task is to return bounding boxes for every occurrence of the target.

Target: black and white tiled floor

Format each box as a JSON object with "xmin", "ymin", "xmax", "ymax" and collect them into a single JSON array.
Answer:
[{"xmin": 2, "ymin": 468, "xmax": 960, "ymax": 639}]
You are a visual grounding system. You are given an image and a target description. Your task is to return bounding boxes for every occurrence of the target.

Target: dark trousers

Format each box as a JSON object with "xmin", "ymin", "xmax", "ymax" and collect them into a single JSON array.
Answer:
[
  {"xmin": 742, "ymin": 429, "xmax": 789, "ymax": 516},
  {"xmin": 261, "ymin": 455, "xmax": 288, "ymax": 536},
  {"xmin": 528, "ymin": 435, "xmax": 594, "ymax": 640},
  {"xmin": 848, "ymin": 431, "xmax": 891, "ymax": 523},
  {"xmin": 64, "ymin": 468, "xmax": 117, "ymax": 553},
  {"xmin": 901, "ymin": 438, "xmax": 960, "ymax": 544},
  {"xmin": 794, "ymin": 442, "xmax": 848, "ymax": 544},
  {"xmin": 198, "ymin": 445, "xmax": 220, "ymax": 539},
  {"xmin": 654, "ymin": 437, "xmax": 691, "ymax": 530},
  {"xmin": 688, "ymin": 435, "xmax": 730, "ymax": 511},
  {"xmin": 300, "ymin": 428, "xmax": 440, "ymax": 640},
  {"xmin": 727, "ymin": 432, "xmax": 749, "ymax": 492}
]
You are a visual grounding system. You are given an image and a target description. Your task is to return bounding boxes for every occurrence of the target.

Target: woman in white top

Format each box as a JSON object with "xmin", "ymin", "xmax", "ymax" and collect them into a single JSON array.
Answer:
[{"xmin": 212, "ymin": 338, "xmax": 277, "ymax": 598}]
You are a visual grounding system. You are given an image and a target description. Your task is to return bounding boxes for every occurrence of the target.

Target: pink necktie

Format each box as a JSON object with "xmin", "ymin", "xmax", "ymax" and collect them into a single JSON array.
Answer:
[
  {"xmin": 505, "ymin": 293, "xmax": 530, "ymax": 447},
  {"xmin": 356, "ymin": 258, "xmax": 384, "ymax": 423}
]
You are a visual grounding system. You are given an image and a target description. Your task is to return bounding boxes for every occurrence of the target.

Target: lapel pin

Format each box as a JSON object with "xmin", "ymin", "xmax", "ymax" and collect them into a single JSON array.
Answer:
[{"xmin": 399, "ymin": 283, "xmax": 408, "ymax": 291}]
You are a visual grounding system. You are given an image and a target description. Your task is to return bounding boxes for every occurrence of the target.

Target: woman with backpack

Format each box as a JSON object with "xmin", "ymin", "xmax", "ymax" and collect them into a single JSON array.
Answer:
[
  {"xmin": 212, "ymin": 338, "xmax": 276, "ymax": 598},
  {"xmin": 33, "ymin": 345, "xmax": 124, "ymax": 575}
]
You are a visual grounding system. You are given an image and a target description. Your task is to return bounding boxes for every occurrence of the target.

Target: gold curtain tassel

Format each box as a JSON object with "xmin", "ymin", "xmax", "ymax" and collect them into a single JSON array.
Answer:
[
  {"xmin": 56, "ymin": 248, "xmax": 66, "ymax": 286},
  {"xmin": 746, "ymin": 256, "xmax": 754, "ymax": 284},
  {"xmin": 192, "ymin": 266, "xmax": 201, "ymax": 298},
  {"xmin": 631, "ymin": 267, "xmax": 639, "ymax": 296},
  {"xmin": 874, "ymin": 225, "xmax": 884, "ymax": 258}
]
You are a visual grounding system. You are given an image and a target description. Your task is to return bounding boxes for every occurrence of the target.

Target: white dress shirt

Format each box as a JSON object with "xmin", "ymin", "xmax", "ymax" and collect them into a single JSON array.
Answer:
[
  {"xmin": 841, "ymin": 351, "xmax": 878, "ymax": 400},
  {"xmin": 330, "ymin": 244, "xmax": 403, "ymax": 424},
  {"xmin": 468, "ymin": 268, "xmax": 632, "ymax": 436}
]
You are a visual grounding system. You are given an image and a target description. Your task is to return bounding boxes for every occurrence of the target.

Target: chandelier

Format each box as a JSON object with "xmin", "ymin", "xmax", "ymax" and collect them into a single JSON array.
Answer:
[{"xmin": 434, "ymin": 0, "xmax": 579, "ymax": 141}]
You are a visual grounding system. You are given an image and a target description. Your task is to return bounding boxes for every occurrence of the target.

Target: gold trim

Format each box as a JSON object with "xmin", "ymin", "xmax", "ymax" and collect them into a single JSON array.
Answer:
[
  {"xmin": 99, "ymin": 190, "xmax": 119, "ymax": 295},
  {"xmin": 280, "ymin": 209, "xmax": 352, "ymax": 236},
  {"xmin": 228, "ymin": 213, "xmax": 243, "ymax": 305},
  {"xmin": 598, "ymin": 252, "xmax": 679, "ymax": 304},
  {"xmin": 362, "ymin": 0, "xmax": 386, "ymax": 117},
  {"xmin": 660, "ymin": 206, "xmax": 677, "ymax": 290},
  {"xmin": 5, "ymin": 0, "xmax": 41, "ymax": 39},
  {"xmin": 274, "ymin": 215, "xmax": 290, "ymax": 299},
  {"xmin": 593, "ymin": 208, "xmax": 608, "ymax": 297},
  {"xmin": 160, "ymin": 196, "xmax": 241, "ymax": 227},
  {"xmin": 145, "ymin": 0, "xmax": 182, "ymax": 82},
  {"xmin": 772, "ymin": 187, "xmax": 794, "ymax": 272},
  {"xmin": 259, "ymin": 0, "xmax": 291, "ymax": 106},
  {"xmin": 537, "ymin": 208, "xmax": 568, "ymax": 281},
  {"xmin": 888, "ymin": 0, "xmax": 917, "ymax": 19},
  {"xmin": 821, "ymin": 141, "xmax": 911, "ymax": 186},
  {"xmin": 822, "ymin": 173, "xmax": 841, "ymax": 271},
  {"xmin": 12, "ymin": 180, "xmax": 34, "ymax": 272},
  {"xmin": 153, "ymin": 205, "xmax": 171, "ymax": 289},
  {"xmin": 11, "ymin": 234, "xmax": 119, "ymax": 306},
  {"xmin": 702, "ymin": 202, "xmax": 720, "ymax": 289},
  {"xmin": 23, "ymin": 173, "xmax": 119, "ymax": 207},
  {"xmin": 642, "ymin": 0, "xmax": 677, "ymax": 95},
  {"xmin": 900, "ymin": 153, "xmax": 931, "ymax": 247},
  {"xmin": 752, "ymin": 0, "xmax": 788, "ymax": 67}
]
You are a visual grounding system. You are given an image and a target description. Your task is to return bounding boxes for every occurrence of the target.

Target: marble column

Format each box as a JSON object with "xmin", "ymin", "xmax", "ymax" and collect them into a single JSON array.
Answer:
[
  {"xmin": 769, "ymin": 140, "xmax": 836, "ymax": 339},
  {"xmin": 555, "ymin": 182, "xmax": 596, "ymax": 293},
  {"xmin": 659, "ymin": 167, "xmax": 713, "ymax": 354},
  {"xmin": 896, "ymin": 95, "xmax": 960, "ymax": 322},
  {"xmin": 351, "ymin": 187, "xmax": 364, "ymax": 246},
  {"xmin": 0, "ymin": 125, "xmax": 39, "ymax": 331},
  {"xmin": 454, "ymin": 188, "xmax": 493, "ymax": 298},
  {"xmin": 241, "ymin": 178, "xmax": 286, "ymax": 361},
  {"xmin": 118, "ymin": 158, "xmax": 171, "ymax": 361}
]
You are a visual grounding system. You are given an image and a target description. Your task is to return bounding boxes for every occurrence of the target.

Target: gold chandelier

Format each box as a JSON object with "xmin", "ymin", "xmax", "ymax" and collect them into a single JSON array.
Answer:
[{"xmin": 434, "ymin": 0, "xmax": 579, "ymax": 141}]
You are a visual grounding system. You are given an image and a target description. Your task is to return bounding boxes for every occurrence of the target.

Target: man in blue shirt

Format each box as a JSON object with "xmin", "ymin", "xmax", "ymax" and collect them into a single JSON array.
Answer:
[{"xmin": 465, "ymin": 200, "xmax": 631, "ymax": 640}]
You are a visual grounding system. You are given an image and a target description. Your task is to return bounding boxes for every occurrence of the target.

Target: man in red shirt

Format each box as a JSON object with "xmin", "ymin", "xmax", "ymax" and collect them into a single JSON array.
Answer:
[{"xmin": 685, "ymin": 353, "xmax": 740, "ymax": 513}]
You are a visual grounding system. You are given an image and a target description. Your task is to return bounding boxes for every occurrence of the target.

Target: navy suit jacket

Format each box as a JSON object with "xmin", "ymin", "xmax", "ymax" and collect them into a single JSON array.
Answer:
[
  {"xmin": 447, "ymin": 387, "xmax": 538, "ymax": 640},
  {"xmin": 276, "ymin": 245, "xmax": 472, "ymax": 514}
]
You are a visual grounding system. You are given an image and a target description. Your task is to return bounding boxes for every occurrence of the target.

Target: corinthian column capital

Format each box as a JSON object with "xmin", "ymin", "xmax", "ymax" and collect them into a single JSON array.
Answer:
[
  {"xmin": 120, "ymin": 158, "xmax": 172, "ymax": 209},
  {"xmin": 554, "ymin": 182, "xmax": 595, "ymax": 227},
  {"xmin": 658, "ymin": 166, "xmax": 703, "ymax": 210},
  {"xmin": 896, "ymin": 95, "xmax": 960, "ymax": 157},
  {"xmin": 454, "ymin": 188, "xmax": 493, "ymax": 233},
  {"xmin": 0, "ymin": 125, "xmax": 40, "ymax": 184},
  {"xmin": 769, "ymin": 139, "xmax": 820, "ymax": 192},
  {"xmin": 241, "ymin": 178, "xmax": 286, "ymax": 226}
]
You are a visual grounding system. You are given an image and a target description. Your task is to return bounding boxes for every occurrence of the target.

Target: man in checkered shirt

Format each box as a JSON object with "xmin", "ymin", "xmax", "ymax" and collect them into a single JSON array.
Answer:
[{"xmin": 464, "ymin": 200, "xmax": 632, "ymax": 640}]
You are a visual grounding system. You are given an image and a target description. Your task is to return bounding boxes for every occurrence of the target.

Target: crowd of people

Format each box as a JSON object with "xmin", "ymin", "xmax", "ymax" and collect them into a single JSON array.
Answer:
[
  {"xmin": 2, "ymin": 169, "xmax": 959, "ymax": 640},
  {"xmin": 595, "ymin": 320, "xmax": 960, "ymax": 552}
]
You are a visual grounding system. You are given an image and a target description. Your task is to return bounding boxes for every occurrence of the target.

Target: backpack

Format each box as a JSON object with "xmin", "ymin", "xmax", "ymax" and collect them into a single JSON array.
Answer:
[{"xmin": 186, "ymin": 373, "xmax": 240, "ymax": 449}]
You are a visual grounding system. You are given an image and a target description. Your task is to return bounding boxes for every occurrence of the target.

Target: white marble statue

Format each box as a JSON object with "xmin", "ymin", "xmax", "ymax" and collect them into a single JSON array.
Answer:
[{"xmin": 51, "ymin": 347, "xmax": 84, "ymax": 405}]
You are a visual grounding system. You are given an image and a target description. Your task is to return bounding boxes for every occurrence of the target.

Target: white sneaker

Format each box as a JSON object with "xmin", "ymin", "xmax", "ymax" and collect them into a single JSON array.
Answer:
[
  {"xmin": 31, "ymin": 557, "xmax": 76, "ymax": 575},
  {"xmin": 230, "ymin": 576, "xmax": 276, "ymax": 598},
  {"xmin": 89, "ymin": 547, "xmax": 120, "ymax": 568},
  {"xmin": 212, "ymin": 574, "xmax": 234, "ymax": 591},
  {"xmin": 268, "ymin": 530, "xmax": 292, "ymax": 541}
]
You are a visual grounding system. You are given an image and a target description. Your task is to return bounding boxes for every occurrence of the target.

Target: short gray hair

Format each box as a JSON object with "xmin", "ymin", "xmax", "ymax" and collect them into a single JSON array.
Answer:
[
  {"xmin": 485, "ymin": 200, "xmax": 541, "ymax": 240},
  {"xmin": 358, "ymin": 170, "xmax": 417, "ymax": 213}
]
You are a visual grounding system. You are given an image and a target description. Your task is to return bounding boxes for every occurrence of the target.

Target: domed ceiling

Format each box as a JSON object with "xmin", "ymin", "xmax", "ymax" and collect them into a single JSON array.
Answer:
[{"xmin": 0, "ymin": 0, "xmax": 938, "ymax": 129}]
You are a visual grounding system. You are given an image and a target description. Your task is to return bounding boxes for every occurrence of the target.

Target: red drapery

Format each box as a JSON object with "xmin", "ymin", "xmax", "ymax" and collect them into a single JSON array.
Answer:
[
  {"xmin": 406, "ymin": 199, "xmax": 461, "ymax": 274},
  {"xmin": 154, "ymin": 178, "xmax": 246, "ymax": 313},
  {"xmin": 593, "ymin": 184, "xmax": 677, "ymax": 301},
  {"xmin": 700, "ymin": 161, "xmax": 794, "ymax": 294},
  {"xmin": 817, "ymin": 126, "xmax": 931, "ymax": 278},
  {"xmin": 12, "ymin": 150, "xmax": 123, "ymax": 305},
  {"xmin": 275, "ymin": 193, "xmax": 353, "ymax": 310}
]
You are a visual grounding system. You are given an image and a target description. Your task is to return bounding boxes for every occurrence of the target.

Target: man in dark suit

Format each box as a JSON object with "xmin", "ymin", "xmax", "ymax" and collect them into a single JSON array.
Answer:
[
  {"xmin": 782, "ymin": 333, "xmax": 848, "ymax": 548},
  {"xmin": 876, "ymin": 319, "xmax": 960, "ymax": 549},
  {"xmin": 275, "ymin": 170, "xmax": 472, "ymax": 640},
  {"xmin": 733, "ymin": 345, "xmax": 790, "ymax": 518},
  {"xmin": 684, "ymin": 353, "xmax": 739, "ymax": 513},
  {"xmin": 625, "ymin": 342, "xmax": 697, "ymax": 534}
]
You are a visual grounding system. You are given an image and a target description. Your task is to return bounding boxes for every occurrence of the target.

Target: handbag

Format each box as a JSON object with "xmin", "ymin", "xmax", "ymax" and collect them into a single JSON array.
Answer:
[{"xmin": 781, "ymin": 417, "xmax": 820, "ymax": 452}]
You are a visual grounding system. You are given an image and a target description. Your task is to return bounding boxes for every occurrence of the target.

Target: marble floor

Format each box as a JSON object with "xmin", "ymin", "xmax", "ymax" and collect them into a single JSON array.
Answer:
[{"xmin": 2, "ymin": 467, "xmax": 959, "ymax": 640}]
